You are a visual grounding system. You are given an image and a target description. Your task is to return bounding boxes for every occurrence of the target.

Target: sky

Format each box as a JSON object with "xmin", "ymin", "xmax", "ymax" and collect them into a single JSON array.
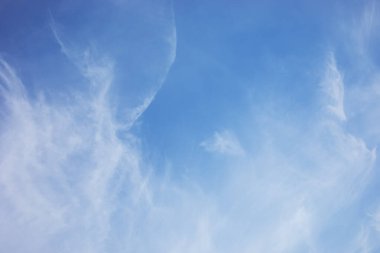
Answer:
[{"xmin": 0, "ymin": 0, "xmax": 380, "ymax": 252}]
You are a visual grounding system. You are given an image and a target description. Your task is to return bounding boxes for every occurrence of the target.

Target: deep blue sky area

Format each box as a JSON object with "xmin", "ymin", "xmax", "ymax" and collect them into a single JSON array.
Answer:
[{"xmin": 141, "ymin": 0, "xmax": 336, "ymax": 172}]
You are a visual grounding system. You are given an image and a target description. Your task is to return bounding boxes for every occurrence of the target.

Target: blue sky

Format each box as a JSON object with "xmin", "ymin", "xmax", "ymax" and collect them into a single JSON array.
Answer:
[{"xmin": 1, "ymin": 0, "xmax": 380, "ymax": 252}]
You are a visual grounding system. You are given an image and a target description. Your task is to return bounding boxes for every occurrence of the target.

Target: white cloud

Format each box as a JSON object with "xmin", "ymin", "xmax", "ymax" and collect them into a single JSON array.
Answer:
[
  {"xmin": 349, "ymin": 1, "xmax": 379, "ymax": 58},
  {"xmin": 49, "ymin": 2, "xmax": 177, "ymax": 130},
  {"xmin": 348, "ymin": 208, "xmax": 380, "ymax": 253},
  {"xmin": 0, "ymin": 2, "xmax": 190, "ymax": 252},
  {"xmin": 0, "ymin": 56, "xmax": 149, "ymax": 252},
  {"xmin": 320, "ymin": 53, "xmax": 346, "ymax": 121},
  {"xmin": 339, "ymin": 1, "xmax": 380, "ymax": 146},
  {"xmin": 200, "ymin": 130, "xmax": 245, "ymax": 156},
  {"xmin": 0, "ymin": 2, "xmax": 178, "ymax": 251},
  {"xmin": 202, "ymin": 52, "xmax": 377, "ymax": 253}
]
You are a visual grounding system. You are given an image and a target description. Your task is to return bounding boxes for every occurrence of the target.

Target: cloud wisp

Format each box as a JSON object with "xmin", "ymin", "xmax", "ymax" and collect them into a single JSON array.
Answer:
[
  {"xmin": 192, "ymin": 52, "xmax": 377, "ymax": 253},
  {"xmin": 201, "ymin": 130, "xmax": 245, "ymax": 157},
  {"xmin": 49, "ymin": 3, "xmax": 177, "ymax": 130},
  {"xmin": 320, "ymin": 53, "xmax": 347, "ymax": 121},
  {"xmin": 0, "ymin": 1, "xmax": 179, "ymax": 252},
  {"xmin": 0, "ymin": 55, "xmax": 149, "ymax": 252}
]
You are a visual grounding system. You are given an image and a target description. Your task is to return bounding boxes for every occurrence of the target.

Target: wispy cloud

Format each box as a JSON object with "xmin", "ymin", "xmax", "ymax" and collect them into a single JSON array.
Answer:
[
  {"xmin": 49, "ymin": 1, "xmax": 177, "ymax": 130},
  {"xmin": 201, "ymin": 52, "xmax": 377, "ymax": 253},
  {"xmin": 320, "ymin": 53, "xmax": 346, "ymax": 121},
  {"xmin": 0, "ymin": 2, "xmax": 177, "ymax": 252},
  {"xmin": 200, "ymin": 130, "xmax": 245, "ymax": 156},
  {"xmin": 338, "ymin": 1, "xmax": 380, "ymax": 146},
  {"xmin": 350, "ymin": 1, "xmax": 378, "ymax": 58},
  {"xmin": 0, "ymin": 56, "xmax": 150, "ymax": 252}
]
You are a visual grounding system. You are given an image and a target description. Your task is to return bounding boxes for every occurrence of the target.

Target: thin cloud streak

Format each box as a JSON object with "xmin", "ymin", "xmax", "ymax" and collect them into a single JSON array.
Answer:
[
  {"xmin": 201, "ymin": 130, "xmax": 245, "ymax": 156},
  {"xmin": 320, "ymin": 53, "xmax": 346, "ymax": 121}
]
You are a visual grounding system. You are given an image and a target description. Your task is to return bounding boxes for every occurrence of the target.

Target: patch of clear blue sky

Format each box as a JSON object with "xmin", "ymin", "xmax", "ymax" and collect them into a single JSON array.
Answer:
[{"xmin": 141, "ymin": 0, "xmax": 343, "ymax": 174}]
